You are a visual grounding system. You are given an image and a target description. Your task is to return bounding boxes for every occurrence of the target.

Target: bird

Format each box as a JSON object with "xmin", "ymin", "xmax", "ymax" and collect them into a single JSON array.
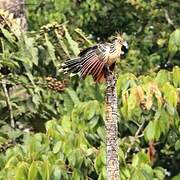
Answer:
[{"xmin": 61, "ymin": 33, "xmax": 128, "ymax": 83}]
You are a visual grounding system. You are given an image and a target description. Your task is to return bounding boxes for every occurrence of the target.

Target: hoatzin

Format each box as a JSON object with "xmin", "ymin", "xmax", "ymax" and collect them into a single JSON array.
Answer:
[{"xmin": 61, "ymin": 34, "xmax": 128, "ymax": 83}]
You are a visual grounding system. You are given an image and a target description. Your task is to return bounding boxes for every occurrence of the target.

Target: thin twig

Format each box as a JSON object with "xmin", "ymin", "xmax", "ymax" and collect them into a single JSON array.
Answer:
[
  {"xmin": 164, "ymin": 9, "xmax": 176, "ymax": 29},
  {"xmin": 2, "ymin": 80, "xmax": 16, "ymax": 128},
  {"xmin": 125, "ymin": 121, "xmax": 145, "ymax": 158}
]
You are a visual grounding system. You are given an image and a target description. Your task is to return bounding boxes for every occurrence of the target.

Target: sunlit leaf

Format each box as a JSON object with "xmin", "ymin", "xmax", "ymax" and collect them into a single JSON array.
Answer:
[
  {"xmin": 14, "ymin": 162, "xmax": 28, "ymax": 180},
  {"xmin": 53, "ymin": 141, "xmax": 62, "ymax": 154},
  {"xmin": 63, "ymin": 26, "xmax": 80, "ymax": 56},
  {"xmin": 1, "ymin": 27, "xmax": 16, "ymax": 44},
  {"xmin": 172, "ymin": 66, "xmax": 180, "ymax": 87},
  {"xmin": 144, "ymin": 121, "xmax": 155, "ymax": 141},
  {"xmin": 45, "ymin": 33, "xmax": 56, "ymax": 64},
  {"xmin": 28, "ymin": 161, "xmax": 38, "ymax": 180},
  {"xmin": 162, "ymin": 82, "xmax": 177, "ymax": 107},
  {"xmin": 168, "ymin": 29, "xmax": 180, "ymax": 54},
  {"xmin": 175, "ymin": 140, "xmax": 180, "ymax": 151}
]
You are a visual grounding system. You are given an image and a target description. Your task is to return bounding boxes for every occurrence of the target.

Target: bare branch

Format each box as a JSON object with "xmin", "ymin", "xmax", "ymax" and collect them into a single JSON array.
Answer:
[
  {"xmin": 2, "ymin": 80, "xmax": 16, "ymax": 128},
  {"xmin": 164, "ymin": 9, "xmax": 176, "ymax": 29},
  {"xmin": 125, "ymin": 121, "xmax": 145, "ymax": 158},
  {"xmin": 105, "ymin": 69, "xmax": 119, "ymax": 179}
]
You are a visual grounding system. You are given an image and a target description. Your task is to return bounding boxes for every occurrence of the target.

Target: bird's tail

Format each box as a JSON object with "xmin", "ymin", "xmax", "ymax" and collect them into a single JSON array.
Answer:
[
  {"xmin": 61, "ymin": 58, "xmax": 81, "ymax": 74},
  {"xmin": 61, "ymin": 57, "xmax": 107, "ymax": 83}
]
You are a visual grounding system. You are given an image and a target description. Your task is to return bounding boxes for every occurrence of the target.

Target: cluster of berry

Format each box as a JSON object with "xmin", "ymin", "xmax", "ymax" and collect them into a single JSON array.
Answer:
[{"xmin": 46, "ymin": 77, "xmax": 67, "ymax": 92}]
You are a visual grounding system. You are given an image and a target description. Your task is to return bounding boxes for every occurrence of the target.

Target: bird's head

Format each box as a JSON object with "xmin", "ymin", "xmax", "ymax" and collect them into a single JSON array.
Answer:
[{"xmin": 115, "ymin": 33, "xmax": 129, "ymax": 57}]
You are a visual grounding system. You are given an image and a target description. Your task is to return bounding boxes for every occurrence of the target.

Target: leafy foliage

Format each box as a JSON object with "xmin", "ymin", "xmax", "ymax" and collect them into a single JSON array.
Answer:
[
  {"xmin": 26, "ymin": 0, "xmax": 180, "ymax": 75},
  {"xmin": 0, "ymin": 1, "xmax": 180, "ymax": 179}
]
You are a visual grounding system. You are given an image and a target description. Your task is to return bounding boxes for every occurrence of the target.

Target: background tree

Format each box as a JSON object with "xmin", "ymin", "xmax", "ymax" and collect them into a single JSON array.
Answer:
[{"xmin": 0, "ymin": 0, "xmax": 27, "ymax": 30}]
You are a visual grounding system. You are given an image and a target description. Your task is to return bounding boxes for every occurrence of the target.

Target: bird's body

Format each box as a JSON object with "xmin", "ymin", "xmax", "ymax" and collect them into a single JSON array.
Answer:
[{"xmin": 62, "ymin": 34, "xmax": 128, "ymax": 82}]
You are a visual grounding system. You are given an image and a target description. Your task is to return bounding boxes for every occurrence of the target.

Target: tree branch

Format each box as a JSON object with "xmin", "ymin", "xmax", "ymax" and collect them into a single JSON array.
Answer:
[
  {"xmin": 2, "ymin": 80, "xmax": 16, "ymax": 128},
  {"xmin": 125, "ymin": 121, "xmax": 145, "ymax": 158},
  {"xmin": 164, "ymin": 9, "xmax": 176, "ymax": 29},
  {"xmin": 105, "ymin": 68, "xmax": 119, "ymax": 180}
]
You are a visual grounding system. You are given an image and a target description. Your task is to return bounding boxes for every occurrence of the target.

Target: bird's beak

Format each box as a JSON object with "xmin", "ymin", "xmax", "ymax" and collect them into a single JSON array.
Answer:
[
  {"xmin": 120, "ymin": 41, "xmax": 128, "ymax": 58},
  {"xmin": 123, "ymin": 41, "xmax": 128, "ymax": 49}
]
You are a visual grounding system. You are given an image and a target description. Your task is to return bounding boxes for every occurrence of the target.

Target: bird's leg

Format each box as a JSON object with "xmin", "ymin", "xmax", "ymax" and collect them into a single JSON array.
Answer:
[
  {"xmin": 104, "ymin": 64, "xmax": 116, "ymax": 87},
  {"xmin": 104, "ymin": 64, "xmax": 112, "ymax": 76}
]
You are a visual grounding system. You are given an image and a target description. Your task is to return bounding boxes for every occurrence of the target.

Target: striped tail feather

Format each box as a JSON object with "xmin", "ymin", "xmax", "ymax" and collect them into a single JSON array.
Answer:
[
  {"xmin": 61, "ymin": 58, "xmax": 81, "ymax": 73},
  {"xmin": 61, "ymin": 55, "xmax": 106, "ymax": 83}
]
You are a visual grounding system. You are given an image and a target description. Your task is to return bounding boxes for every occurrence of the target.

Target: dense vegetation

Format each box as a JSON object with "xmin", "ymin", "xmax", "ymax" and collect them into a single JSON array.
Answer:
[{"xmin": 0, "ymin": 0, "xmax": 180, "ymax": 179}]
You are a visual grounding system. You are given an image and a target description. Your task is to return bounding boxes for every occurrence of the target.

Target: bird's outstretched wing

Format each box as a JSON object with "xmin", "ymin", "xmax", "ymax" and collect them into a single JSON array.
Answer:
[
  {"xmin": 78, "ymin": 43, "xmax": 112, "ymax": 82},
  {"xmin": 62, "ymin": 42, "xmax": 115, "ymax": 82},
  {"xmin": 78, "ymin": 45, "xmax": 98, "ymax": 56}
]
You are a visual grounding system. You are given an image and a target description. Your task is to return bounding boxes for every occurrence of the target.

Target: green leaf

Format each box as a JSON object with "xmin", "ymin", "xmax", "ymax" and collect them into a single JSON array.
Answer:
[
  {"xmin": 144, "ymin": 121, "xmax": 155, "ymax": 141},
  {"xmin": 142, "ymin": 164, "xmax": 153, "ymax": 179},
  {"xmin": 175, "ymin": 140, "xmax": 180, "ymax": 151},
  {"xmin": 5, "ymin": 156, "xmax": 18, "ymax": 169},
  {"xmin": 95, "ymin": 148, "xmax": 105, "ymax": 173},
  {"xmin": 65, "ymin": 88, "xmax": 80, "ymax": 104},
  {"xmin": 102, "ymin": 166, "xmax": 106, "ymax": 179},
  {"xmin": 53, "ymin": 141, "xmax": 62, "ymax": 154},
  {"xmin": 28, "ymin": 161, "xmax": 38, "ymax": 180},
  {"xmin": 61, "ymin": 115, "xmax": 71, "ymax": 130},
  {"xmin": 59, "ymin": 39, "xmax": 71, "ymax": 58},
  {"xmin": 63, "ymin": 26, "xmax": 80, "ymax": 56},
  {"xmin": 151, "ymin": 109, "xmax": 170, "ymax": 140},
  {"xmin": 121, "ymin": 167, "xmax": 131, "ymax": 179},
  {"xmin": 14, "ymin": 162, "xmax": 27, "ymax": 180},
  {"xmin": 172, "ymin": 66, "xmax": 180, "ymax": 87},
  {"xmin": 1, "ymin": 27, "xmax": 16, "ymax": 44},
  {"xmin": 25, "ymin": 72, "xmax": 36, "ymax": 88},
  {"xmin": 30, "ymin": 46, "xmax": 38, "ymax": 66},
  {"xmin": 53, "ymin": 166, "xmax": 61, "ymax": 180},
  {"xmin": 44, "ymin": 161, "xmax": 50, "ymax": 180},
  {"xmin": 84, "ymin": 101, "xmax": 97, "ymax": 120},
  {"xmin": 88, "ymin": 116, "xmax": 99, "ymax": 128},
  {"xmin": 45, "ymin": 34, "xmax": 56, "ymax": 64},
  {"xmin": 97, "ymin": 127, "xmax": 105, "ymax": 142},
  {"xmin": 155, "ymin": 70, "xmax": 169, "ymax": 86},
  {"xmin": 72, "ymin": 169, "xmax": 81, "ymax": 180},
  {"xmin": 153, "ymin": 119, "xmax": 161, "ymax": 141},
  {"xmin": 131, "ymin": 169, "xmax": 146, "ymax": 180},
  {"xmin": 119, "ymin": 148, "xmax": 126, "ymax": 165},
  {"xmin": 172, "ymin": 174, "xmax": 180, "ymax": 180},
  {"xmin": 132, "ymin": 152, "xmax": 149, "ymax": 167},
  {"xmin": 168, "ymin": 29, "xmax": 180, "ymax": 54},
  {"xmin": 153, "ymin": 167, "xmax": 166, "ymax": 179},
  {"xmin": 68, "ymin": 150, "xmax": 77, "ymax": 167},
  {"xmin": 162, "ymin": 82, "xmax": 177, "ymax": 107},
  {"xmin": 62, "ymin": 91, "xmax": 75, "ymax": 112},
  {"xmin": 68, "ymin": 149, "xmax": 84, "ymax": 169},
  {"xmin": 127, "ymin": 88, "xmax": 137, "ymax": 118},
  {"xmin": 24, "ymin": 36, "xmax": 38, "ymax": 66}
]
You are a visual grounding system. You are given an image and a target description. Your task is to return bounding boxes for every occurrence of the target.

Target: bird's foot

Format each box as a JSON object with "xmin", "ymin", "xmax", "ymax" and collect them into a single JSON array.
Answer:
[
  {"xmin": 109, "ymin": 75, "xmax": 116, "ymax": 87},
  {"xmin": 104, "ymin": 64, "xmax": 113, "ymax": 77},
  {"xmin": 104, "ymin": 64, "xmax": 116, "ymax": 87}
]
